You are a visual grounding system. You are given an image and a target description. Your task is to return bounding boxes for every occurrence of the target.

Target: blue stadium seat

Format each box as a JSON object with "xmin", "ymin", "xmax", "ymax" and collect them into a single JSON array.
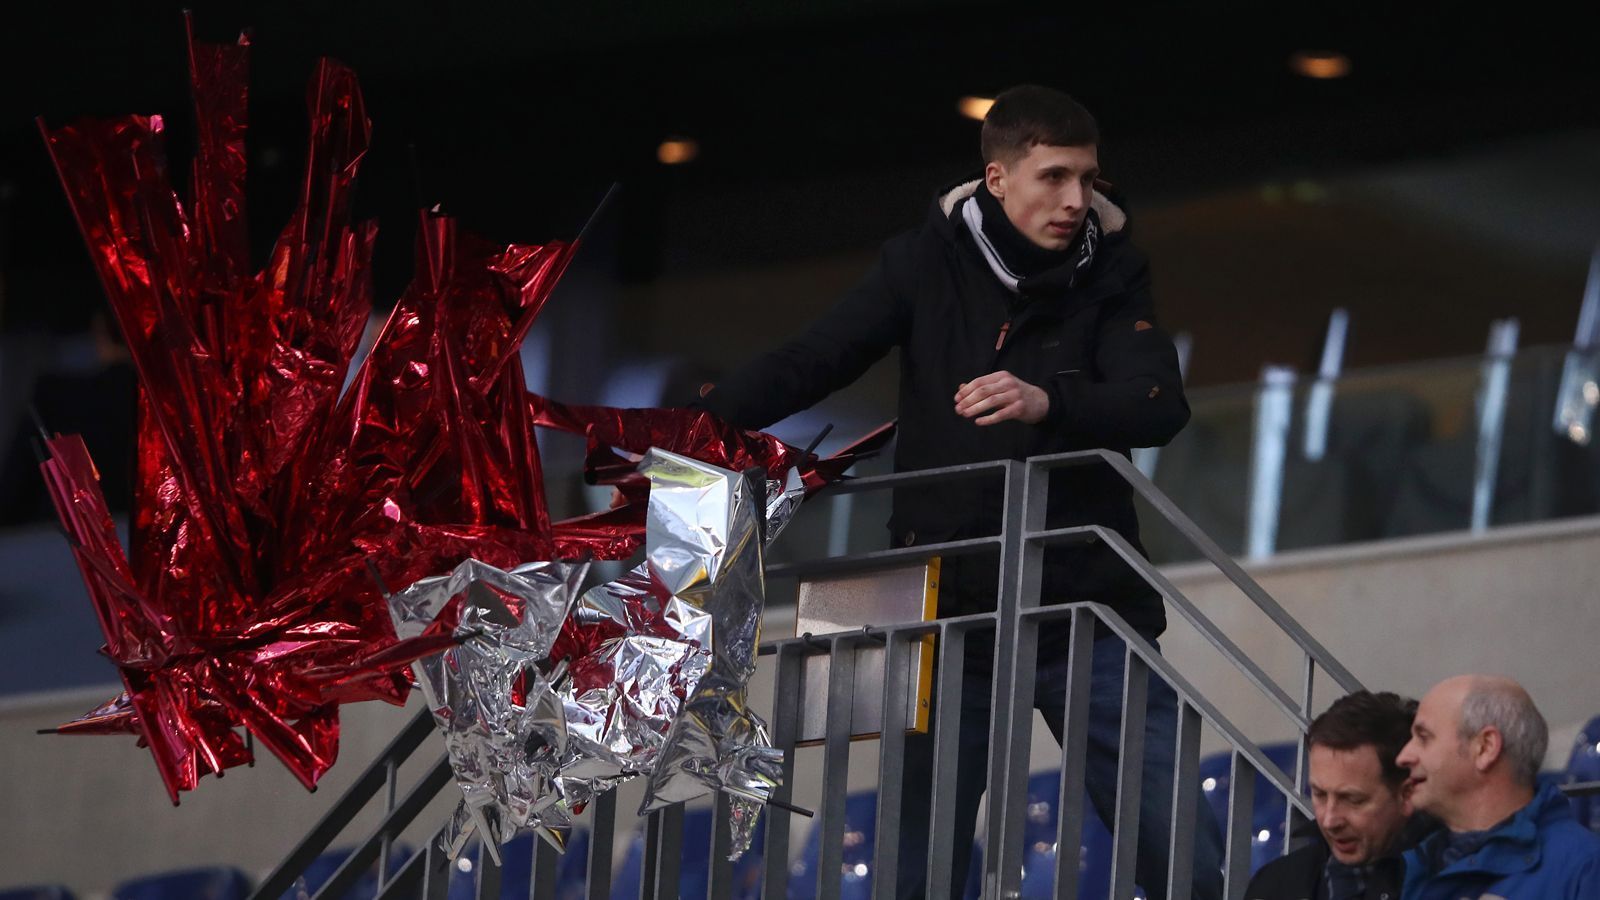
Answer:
[
  {"xmin": 786, "ymin": 793, "xmax": 879, "ymax": 900},
  {"xmin": 1198, "ymin": 743, "xmax": 1299, "ymax": 873},
  {"xmin": 448, "ymin": 830, "xmax": 590, "ymax": 900},
  {"xmin": 1563, "ymin": 718, "xmax": 1600, "ymax": 834},
  {"xmin": 964, "ymin": 770, "xmax": 1146, "ymax": 900},
  {"xmin": 111, "ymin": 867, "xmax": 251, "ymax": 900},
  {"xmin": 610, "ymin": 808, "xmax": 763, "ymax": 900},
  {"xmin": 279, "ymin": 845, "xmax": 411, "ymax": 900}
]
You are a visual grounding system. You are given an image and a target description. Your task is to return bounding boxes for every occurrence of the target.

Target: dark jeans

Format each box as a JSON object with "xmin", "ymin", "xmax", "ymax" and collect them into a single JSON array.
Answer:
[{"xmin": 894, "ymin": 632, "xmax": 1226, "ymax": 899}]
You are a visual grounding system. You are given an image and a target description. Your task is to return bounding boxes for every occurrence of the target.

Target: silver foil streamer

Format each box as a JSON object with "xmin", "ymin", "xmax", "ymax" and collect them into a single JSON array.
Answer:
[
  {"xmin": 390, "ymin": 449, "xmax": 802, "ymax": 861},
  {"xmin": 388, "ymin": 558, "xmax": 590, "ymax": 858}
]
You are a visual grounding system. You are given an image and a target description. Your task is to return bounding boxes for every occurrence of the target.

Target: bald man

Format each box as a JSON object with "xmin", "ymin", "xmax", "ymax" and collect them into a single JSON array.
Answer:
[{"xmin": 1396, "ymin": 675, "xmax": 1600, "ymax": 899}]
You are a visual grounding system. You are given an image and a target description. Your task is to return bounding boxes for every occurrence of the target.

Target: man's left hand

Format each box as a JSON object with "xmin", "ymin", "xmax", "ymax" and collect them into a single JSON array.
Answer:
[{"xmin": 955, "ymin": 370, "xmax": 1050, "ymax": 425}]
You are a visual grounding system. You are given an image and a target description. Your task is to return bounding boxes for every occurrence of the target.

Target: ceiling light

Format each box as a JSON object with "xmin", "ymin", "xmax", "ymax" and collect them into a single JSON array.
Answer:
[
  {"xmin": 1290, "ymin": 51, "xmax": 1352, "ymax": 80},
  {"xmin": 958, "ymin": 96, "xmax": 995, "ymax": 121},
  {"xmin": 657, "ymin": 138, "xmax": 699, "ymax": 165}
]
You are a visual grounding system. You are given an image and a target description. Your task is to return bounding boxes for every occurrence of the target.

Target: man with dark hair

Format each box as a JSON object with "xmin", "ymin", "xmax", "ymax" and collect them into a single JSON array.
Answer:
[
  {"xmin": 701, "ymin": 84, "xmax": 1222, "ymax": 898},
  {"xmin": 1246, "ymin": 691, "xmax": 1422, "ymax": 900},
  {"xmin": 1397, "ymin": 675, "xmax": 1600, "ymax": 899}
]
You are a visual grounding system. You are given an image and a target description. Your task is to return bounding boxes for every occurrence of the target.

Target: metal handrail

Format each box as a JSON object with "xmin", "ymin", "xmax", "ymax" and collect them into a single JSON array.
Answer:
[{"xmin": 256, "ymin": 449, "xmax": 1363, "ymax": 900}]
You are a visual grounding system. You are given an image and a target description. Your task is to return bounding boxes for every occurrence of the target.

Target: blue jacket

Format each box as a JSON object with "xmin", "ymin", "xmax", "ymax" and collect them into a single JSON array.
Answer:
[{"xmin": 1402, "ymin": 782, "xmax": 1600, "ymax": 899}]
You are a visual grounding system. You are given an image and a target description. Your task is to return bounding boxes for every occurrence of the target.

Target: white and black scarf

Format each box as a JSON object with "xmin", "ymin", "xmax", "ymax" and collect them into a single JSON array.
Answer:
[{"xmin": 961, "ymin": 185, "xmax": 1099, "ymax": 294}]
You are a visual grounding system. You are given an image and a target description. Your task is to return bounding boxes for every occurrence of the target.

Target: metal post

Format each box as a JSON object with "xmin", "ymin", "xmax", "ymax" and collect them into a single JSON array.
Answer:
[
  {"xmin": 531, "ymin": 837, "xmax": 558, "ymax": 900},
  {"xmin": 1247, "ymin": 365, "xmax": 1296, "ymax": 559},
  {"xmin": 1223, "ymin": 752, "xmax": 1257, "ymax": 900},
  {"xmin": 419, "ymin": 843, "xmax": 454, "ymax": 900},
  {"xmin": 817, "ymin": 634, "xmax": 859, "ymax": 900},
  {"xmin": 1166, "ymin": 700, "xmax": 1202, "ymax": 900},
  {"xmin": 474, "ymin": 843, "xmax": 503, "ymax": 900},
  {"xmin": 763, "ymin": 643, "xmax": 806, "ymax": 900},
  {"xmin": 1108, "ymin": 650, "xmax": 1149, "ymax": 900},
  {"xmin": 871, "ymin": 629, "xmax": 914, "ymax": 898},
  {"xmin": 252, "ymin": 710, "xmax": 437, "ymax": 900},
  {"xmin": 926, "ymin": 623, "xmax": 969, "ymax": 899},
  {"xmin": 1051, "ymin": 606, "xmax": 1097, "ymax": 900},
  {"xmin": 1472, "ymin": 318, "xmax": 1520, "ymax": 532},
  {"xmin": 379, "ymin": 757, "xmax": 398, "ymax": 890},
  {"xmin": 1553, "ymin": 242, "xmax": 1600, "ymax": 445},
  {"xmin": 586, "ymin": 792, "xmax": 617, "ymax": 900},
  {"xmin": 641, "ymin": 805, "xmax": 684, "ymax": 900},
  {"xmin": 1303, "ymin": 308, "xmax": 1349, "ymax": 461},
  {"xmin": 981, "ymin": 460, "xmax": 1040, "ymax": 897}
]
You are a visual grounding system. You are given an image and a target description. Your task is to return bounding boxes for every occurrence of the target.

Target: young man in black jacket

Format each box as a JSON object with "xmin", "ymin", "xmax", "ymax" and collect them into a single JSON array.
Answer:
[
  {"xmin": 1246, "ymin": 691, "xmax": 1422, "ymax": 900},
  {"xmin": 701, "ymin": 84, "xmax": 1223, "ymax": 898}
]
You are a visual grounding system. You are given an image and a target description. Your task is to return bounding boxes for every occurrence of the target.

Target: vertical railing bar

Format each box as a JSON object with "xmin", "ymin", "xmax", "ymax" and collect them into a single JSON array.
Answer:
[
  {"xmin": 870, "ymin": 630, "xmax": 912, "ymax": 899},
  {"xmin": 982, "ymin": 459, "xmax": 1036, "ymax": 898},
  {"xmin": 586, "ymin": 791, "xmax": 617, "ymax": 900},
  {"xmin": 763, "ymin": 645, "xmax": 806, "ymax": 900},
  {"xmin": 420, "ymin": 842, "xmax": 454, "ymax": 900},
  {"xmin": 817, "ymin": 634, "xmax": 858, "ymax": 900},
  {"xmin": 1294, "ymin": 652, "xmax": 1316, "ymax": 858},
  {"xmin": 475, "ymin": 841, "xmax": 503, "ymax": 900},
  {"xmin": 708, "ymin": 792, "xmax": 734, "ymax": 900},
  {"xmin": 925, "ymin": 622, "xmax": 970, "ymax": 900},
  {"xmin": 639, "ymin": 811, "xmax": 661, "ymax": 900},
  {"xmin": 642, "ymin": 804, "xmax": 685, "ymax": 900},
  {"xmin": 1052, "ymin": 606, "xmax": 1097, "ymax": 900},
  {"xmin": 1165, "ymin": 700, "xmax": 1202, "ymax": 900},
  {"xmin": 251, "ymin": 709, "xmax": 436, "ymax": 900},
  {"xmin": 308, "ymin": 755, "xmax": 455, "ymax": 900},
  {"xmin": 379, "ymin": 757, "xmax": 398, "ymax": 891},
  {"xmin": 1223, "ymin": 751, "xmax": 1256, "ymax": 900},
  {"xmin": 373, "ymin": 839, "xmax": 427, "ymax": 900},
  {"xmin": 530, "ymin": 835, "xmax": 558, "ymax": 900},
  {"xmin": 1109, "ymin": 649, "xmax": 1149, "ymax": 900}
]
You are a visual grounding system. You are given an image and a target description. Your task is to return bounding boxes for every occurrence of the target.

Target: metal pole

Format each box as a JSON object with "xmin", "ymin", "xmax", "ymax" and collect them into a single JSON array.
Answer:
[
  {"xmin": 1247, "ymin": 365, "xmax": 1296, "ymax": 559},
  {"xmin": 1303, "ymin": 308, "xmax": 1348, "ymax": 461},
  {"xmin": 981, "ymin": 460, "xmax": 1039, "ymax": 897},
  {"xmin": 1553, "ymin": 242, "xmax": 1600, "ymax": 444},
  {"xmin": 1472, "ymin": 318, "xmax": 1520, "ymax": 532}
]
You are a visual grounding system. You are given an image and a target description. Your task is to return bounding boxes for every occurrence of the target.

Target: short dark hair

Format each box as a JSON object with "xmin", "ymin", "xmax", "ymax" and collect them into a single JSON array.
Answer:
[
  {"xmin": 981, "ymin": 85, "xmax": 1100, "ymax": 165},
  {"xmin": 1307, "ymin": 691, "xmax": 1418, "ymax": 790}
]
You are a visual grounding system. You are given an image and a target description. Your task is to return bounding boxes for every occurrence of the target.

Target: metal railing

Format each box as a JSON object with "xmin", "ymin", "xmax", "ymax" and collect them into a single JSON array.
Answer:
[{"xmin": 253, "ymin": 449, "xmax": 1365, "ymax": 900}]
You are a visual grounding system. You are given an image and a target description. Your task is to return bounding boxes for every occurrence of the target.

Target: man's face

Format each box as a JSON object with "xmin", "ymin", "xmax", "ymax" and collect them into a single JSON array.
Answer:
[
  {"xmin": 1395, "ymin": 682, "xmax": 1475, "ymax": 822},
  {"xmin": 1309, "ymin": 744, "xmax": 1411, "ymax": 865},
  {"xmin": 984, "ymin": 143, "xmax": 1100, "ymax": 251}
]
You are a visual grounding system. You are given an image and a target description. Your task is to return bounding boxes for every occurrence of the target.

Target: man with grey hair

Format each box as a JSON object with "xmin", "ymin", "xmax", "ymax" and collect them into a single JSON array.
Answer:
[{"xmin": 1396, "ymin": 675, "xmax": 1600, "ymax": 898}]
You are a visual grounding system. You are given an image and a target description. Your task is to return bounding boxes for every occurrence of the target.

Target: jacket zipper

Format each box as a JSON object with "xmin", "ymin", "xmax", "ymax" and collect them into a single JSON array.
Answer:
[{"xmin": 994, "ymin": 320, "xmax": 1010, "ymax": 351}]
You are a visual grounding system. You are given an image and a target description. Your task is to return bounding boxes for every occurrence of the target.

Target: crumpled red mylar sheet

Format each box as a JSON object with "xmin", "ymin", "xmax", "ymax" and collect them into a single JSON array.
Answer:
[
  {"xmin": 37, "ymin": 20, "xmax": 894, "ymax": 803},
  {"xmin": 36, "ymin": 23, "xmax": 581, "ymax": 802}
]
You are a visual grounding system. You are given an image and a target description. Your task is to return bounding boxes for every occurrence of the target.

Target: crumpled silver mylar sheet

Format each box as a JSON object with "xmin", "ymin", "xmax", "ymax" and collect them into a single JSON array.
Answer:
[
  {"xmin": 388, "ymin": 449, "xmax": 803, "ymax": 861},
  {"xmin": 387, "ymin": 558, "xmax": 590, "ymax": 858}
]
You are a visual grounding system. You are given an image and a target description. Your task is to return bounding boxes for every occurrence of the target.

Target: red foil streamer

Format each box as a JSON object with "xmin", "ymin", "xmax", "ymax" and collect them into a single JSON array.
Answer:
[
  {"xmin": 36, "ymin": 24, "xmax": 577, "ymax": 801},
  {"xmin": 38, "ymin": 20, "xmax": 890, "ymax": 803}
]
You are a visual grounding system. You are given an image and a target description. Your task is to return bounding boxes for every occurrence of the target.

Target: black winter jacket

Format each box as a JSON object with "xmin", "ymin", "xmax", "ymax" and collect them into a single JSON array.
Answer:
[
  {"xmin": 702, "ymin": 179, "xmax": 1189, "ymax": 639},
  {"xmin": 1244, "ymin": 836, "xmax": 1406, "ymax": 900},
  {"xmin": 1242, "ymin": 814, "xmax": 1438, "ymax": 900}
]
